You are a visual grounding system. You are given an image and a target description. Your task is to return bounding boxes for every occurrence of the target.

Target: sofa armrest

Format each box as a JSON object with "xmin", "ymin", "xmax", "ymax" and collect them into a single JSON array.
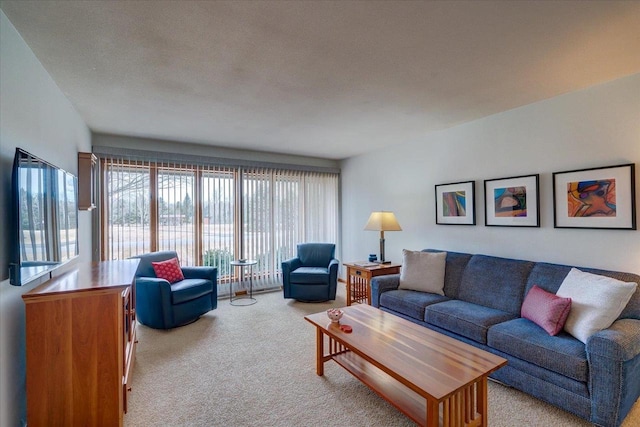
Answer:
[
  {"xmin": 135, "ymin": 277, "xmax": 173, "ymax": 328},
  {"xmin": 181, "ymin": 266, "xmax": 218, "ymax": 283},
  {"xmin": 587, "ymin": 319, "xmax": 640, "ymax": 426},
  {"xmin": 587, "ymin": 318, "xmax": 640, "ymax": 361},
  {"xmin": 370, "ymin": 273, "xmax": 400, "ymax": 308}
]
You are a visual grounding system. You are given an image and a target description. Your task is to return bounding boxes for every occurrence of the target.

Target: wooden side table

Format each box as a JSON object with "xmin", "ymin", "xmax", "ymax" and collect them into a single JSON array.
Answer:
[{"xmin": 343, "ymin": 262, "xmax": 401, "ymax": 305}]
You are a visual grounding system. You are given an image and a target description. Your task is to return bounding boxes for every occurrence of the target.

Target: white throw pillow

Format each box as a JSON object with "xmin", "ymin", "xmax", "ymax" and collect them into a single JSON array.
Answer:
[
  {"xmin": 556, "ymin": 268, "xmax": 637, "ymax": 344},
  {"xmin": 398, "ymin": 250, "xmax": 447, "ymax": 295}
]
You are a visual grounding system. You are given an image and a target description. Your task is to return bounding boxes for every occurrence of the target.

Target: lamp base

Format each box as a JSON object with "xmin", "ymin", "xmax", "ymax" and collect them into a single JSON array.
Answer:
[{"xmin": 375, "ymin": 260, "xmax": 392, "ymax": 264}]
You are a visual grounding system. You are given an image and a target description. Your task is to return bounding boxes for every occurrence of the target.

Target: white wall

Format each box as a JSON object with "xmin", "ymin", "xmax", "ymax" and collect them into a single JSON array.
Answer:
[
  {"xmin": 0, "ymin": 11, "xmax": 92, "ymax": 426},
  {"xmin": 341, "ymin": 73, "xmax": 640, "ymax": 274}
]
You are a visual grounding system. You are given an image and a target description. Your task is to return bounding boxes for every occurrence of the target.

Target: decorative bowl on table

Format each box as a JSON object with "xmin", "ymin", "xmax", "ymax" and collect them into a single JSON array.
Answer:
[{"xmin": 327, "ymin": 308, "xmax": 344, "ymax": 323}]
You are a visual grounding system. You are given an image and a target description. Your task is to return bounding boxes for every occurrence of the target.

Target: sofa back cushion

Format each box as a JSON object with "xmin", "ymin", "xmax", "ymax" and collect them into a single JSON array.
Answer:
[
  {"xmin": 526, "ymin": 263, "xmax": 640, "ymax": 321},
  {"xmin": 458, "ymin": 255, "xmax": 534, "ymax": 315},
  {"xmin": 424, "ymin": 249, "xmax": 473, "ymax": 298}
]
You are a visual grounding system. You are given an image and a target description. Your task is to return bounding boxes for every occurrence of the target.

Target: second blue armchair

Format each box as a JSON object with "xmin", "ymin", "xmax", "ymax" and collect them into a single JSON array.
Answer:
[{"xmin": 282, "ymin": 243, "xmax": 339, "ymax": 302}]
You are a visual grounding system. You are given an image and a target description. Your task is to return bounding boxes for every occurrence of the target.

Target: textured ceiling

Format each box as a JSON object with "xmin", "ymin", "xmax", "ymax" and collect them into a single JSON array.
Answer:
[{"xmin": 2, "ymin": 1, "xmax": 639, "ymax": 160}]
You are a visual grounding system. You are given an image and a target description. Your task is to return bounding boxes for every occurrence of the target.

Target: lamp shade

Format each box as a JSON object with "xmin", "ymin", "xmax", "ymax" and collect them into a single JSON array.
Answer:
[{"xmin": 364, "ymin": 211, "xmax": 402, "ymax": 231}]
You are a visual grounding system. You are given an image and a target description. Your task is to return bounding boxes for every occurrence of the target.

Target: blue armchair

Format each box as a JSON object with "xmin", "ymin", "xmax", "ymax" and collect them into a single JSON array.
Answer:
[
  {"xmin": 131, "ymin": 251, "xmax": 218, "ymax": 329},
  {"xmin": 282, "ymin": 243, "xmax": 339, "ymax": 302}
]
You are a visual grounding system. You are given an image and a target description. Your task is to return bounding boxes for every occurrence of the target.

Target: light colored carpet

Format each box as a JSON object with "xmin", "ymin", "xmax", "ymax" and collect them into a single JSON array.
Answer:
[{"xmin": 125, "ymin": 286, "xmax": 640, "ymax": 426}]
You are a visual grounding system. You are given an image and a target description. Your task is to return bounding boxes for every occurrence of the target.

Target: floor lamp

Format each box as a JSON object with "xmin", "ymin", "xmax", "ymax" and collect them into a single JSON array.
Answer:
[{"xmin": 364, "ymin": 211, "xmax": 402, "ymax": 264}]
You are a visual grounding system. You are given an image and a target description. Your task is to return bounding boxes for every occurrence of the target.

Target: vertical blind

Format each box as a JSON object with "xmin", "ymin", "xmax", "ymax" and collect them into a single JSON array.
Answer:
[{"xmin": 100, "ymin": 156, "xmax": 339, "ymax": 295}]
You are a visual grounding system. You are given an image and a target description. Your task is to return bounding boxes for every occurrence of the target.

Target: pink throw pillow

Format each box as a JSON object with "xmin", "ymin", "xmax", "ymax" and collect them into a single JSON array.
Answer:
[
  {"xmin": 151, "ymin": 257, "xmax": 185, "ymax": 284},
  {"xmin": 521, "ymin": 285, "xmax": 572, "ymax": 336}
]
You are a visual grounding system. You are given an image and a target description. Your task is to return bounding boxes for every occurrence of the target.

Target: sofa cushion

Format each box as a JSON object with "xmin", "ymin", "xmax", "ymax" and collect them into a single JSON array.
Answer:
[
  {"xmin": 380, "ymin": 289, "xmax": 449, "ymax": 321},
  {"xmin": 152, "ymin": 257, "xmax": 185, "ymax": 284},
  {"xmin": 424, "ymin": 299, "xmax": 516, "ymax": 344},
  {"xmin": 521, "ymin": 285, "xmax": 572, "ymax": 335},
  {"xmin": 458, "ymin": 255, "xmax": 534, "ymax": 315},
  {"xmin": 398, "ymin": 250, "xmax": 446, "ymax": 295},
  {"xmin": 556, "ymin": 268, "xmax": 637, "ymax": 343},
  {"xmin": 171, "ymin": 278, "xmax": 213, "ymax": 304},
  {"xmin": 488, "ymin": 318, "xmax": 588, "ymax": 382},
  {"xmin": 290, "ymin": 267, "xmax": 330, "ymax": 284}
]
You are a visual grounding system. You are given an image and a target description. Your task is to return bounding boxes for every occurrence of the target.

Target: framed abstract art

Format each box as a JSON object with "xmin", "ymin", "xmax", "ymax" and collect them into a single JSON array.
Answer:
[
  {"xmin": 435, "ymin": 180, "xmax": 476, "ymax": 225},
  {"xmin": 553, "ymin": 163, "xmax": 636, "ymax": 230},
  {"xmin": 484, "ymin": 174, "xmax": 540, "ymax": 227}
]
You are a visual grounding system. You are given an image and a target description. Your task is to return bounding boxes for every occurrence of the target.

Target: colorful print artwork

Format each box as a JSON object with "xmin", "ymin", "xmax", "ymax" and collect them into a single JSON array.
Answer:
[
  {"xmin": 442, "ymin": 191, "xmax": 466, "ymax": 217},
  {"xmin": 567, "ymin": 179, "xmax": 616, "ymax": 217},
  {"xmin": 494, "ymin": 186, "xmax": 527, "ymax": 217}
]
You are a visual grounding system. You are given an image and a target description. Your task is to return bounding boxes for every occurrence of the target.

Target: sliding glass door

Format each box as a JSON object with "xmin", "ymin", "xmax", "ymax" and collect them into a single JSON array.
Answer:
[{"xmin": 101, "ymin": 157, "xmax": 339, "ymax": 294}]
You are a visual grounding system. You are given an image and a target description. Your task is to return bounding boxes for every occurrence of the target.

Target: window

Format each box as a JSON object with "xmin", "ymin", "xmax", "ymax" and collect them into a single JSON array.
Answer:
[
  {"xmin": 100, "ymin": 156, "xmax": 339, "ymax": 294},
  {"xmin": 103, "ymin": 160, "xmax": 151, "ymax": 260}
]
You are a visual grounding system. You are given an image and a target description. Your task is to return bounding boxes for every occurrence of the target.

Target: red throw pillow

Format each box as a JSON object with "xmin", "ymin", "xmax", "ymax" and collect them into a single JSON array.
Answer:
[
  {"xmin": 151, "ymin": 257, "xmax": 185, "ymax": 284},
  {"xmin": 521, "ymin": 285, "xmax": 572, "ymax": 336}
]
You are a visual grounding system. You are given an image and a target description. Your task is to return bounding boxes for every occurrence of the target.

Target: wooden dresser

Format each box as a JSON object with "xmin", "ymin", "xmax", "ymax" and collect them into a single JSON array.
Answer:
[{"xmin": 22, "ymin": 259, "xmax": 140, "ymax": 426}]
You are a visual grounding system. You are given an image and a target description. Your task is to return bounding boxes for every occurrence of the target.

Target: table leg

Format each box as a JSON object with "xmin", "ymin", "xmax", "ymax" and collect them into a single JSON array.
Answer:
[
  {"xmin": 316, "ymin": 328, "xmax": 324, "ymax": 376},
  {"xmin": 478, "ymin": 376, "xmax": 488, "ymax": 426},
  {"xmin": 346, "ymin": 267, "xmax": 352, "ymax": 306},
  {"xmin": 426, "ymin": 399, "xmax": 439, "ymax": 427}
]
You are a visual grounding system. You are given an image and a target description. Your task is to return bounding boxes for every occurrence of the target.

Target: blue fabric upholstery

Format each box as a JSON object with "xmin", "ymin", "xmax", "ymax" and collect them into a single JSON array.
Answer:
[
  {"xmin": 488, "ymin": 318, "xmax": 588, "ymax": 382},
  {"xmin": 458, "ymin": 255, "xmax": 534, "ymax": 315},
  {"xmin": 587, "ymin": 319, "xmax": 640, "ymax": 427},
  {"xmin": 424, "ymin": 299, "xmax": 516, "ymax": 344},
  {"xmin": 290, "ymin": 267, "xmax": 331, "ymax": 284},
  {"xmin": 131, "ymin": 251, "xmax": 217, "ymax": 329},
  {"xmin": 170, "ymin": 279, "xmax": 214, "ymax": 304},
  {"xmin": 371, "ymin": 273, "xmax": 401, "ymax": 307},
  {"xmin": 379, "ymin": 289, "xmax": 449, "ymax": 320},
  {"xmin": 282, "ymin": 243, "xmax": 338, "ymax": 301},
  {"xmin": 374, "ymin": 248, "xmax": 640, "ymax": 427}
]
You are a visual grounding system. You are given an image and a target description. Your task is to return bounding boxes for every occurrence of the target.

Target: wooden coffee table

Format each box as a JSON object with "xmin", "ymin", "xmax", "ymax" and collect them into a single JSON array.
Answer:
[{"xmin": 304, "ymin": 304, "xmax": 507, "ymax": 427}]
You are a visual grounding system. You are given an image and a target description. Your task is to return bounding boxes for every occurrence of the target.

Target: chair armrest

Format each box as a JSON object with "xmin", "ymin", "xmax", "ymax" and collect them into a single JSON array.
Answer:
[
  {"xmin": 136, "ymin": 276, "xmax": 171, "ymax": 288},
  {"xmin": 328, "ymin": 258, "xmax": 340, "ymax": 287},
  {"xmin": 587, "ymin": 318, "xmax": 640, "ymax": 362},
  {"xmin": 370, "ymin": 274, "xmax": 400, "ymax": 308},
  {"xmin": 281, "ymin": 258, "xmax": 301, "ymax": 276},
  {"xmin": 135, "ymin": 277, "xmax": 173, "ymax": 328},
  {"xmin": 181, "ymin": 266, "xmax": 218, "ymax": 283}
]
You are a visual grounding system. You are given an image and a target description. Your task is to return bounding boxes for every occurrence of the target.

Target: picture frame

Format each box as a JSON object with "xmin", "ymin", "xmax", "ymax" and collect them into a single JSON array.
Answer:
[
  {"xmin": 553, "ymin": 163, "xmax": 636, "ymax": 230},
  {"xmin": 435, "ymin": 180, "xmax": 476, "ymax": 225},
  {"xmin": 484, "ymin": 174, "xmax": 540, "ymax": 227}
]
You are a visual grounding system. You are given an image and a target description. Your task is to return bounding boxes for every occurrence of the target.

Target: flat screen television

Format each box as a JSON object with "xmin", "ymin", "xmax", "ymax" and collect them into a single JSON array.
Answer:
[{"xmin": 9, "ymin": 148, "xmax": 79, "ymax": 286}]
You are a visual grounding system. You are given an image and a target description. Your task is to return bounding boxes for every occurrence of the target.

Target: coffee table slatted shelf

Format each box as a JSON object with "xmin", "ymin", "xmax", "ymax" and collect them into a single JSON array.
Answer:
[{"xmin": 305, "ymin": 304, "xmax": 507, "ymax": 427}]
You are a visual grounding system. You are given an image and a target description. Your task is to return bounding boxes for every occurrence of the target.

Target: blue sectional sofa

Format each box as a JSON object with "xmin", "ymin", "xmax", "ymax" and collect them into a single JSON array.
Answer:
[{"xmin": 371, "ymin": 250, "xmax": 640, "ymax": 427}]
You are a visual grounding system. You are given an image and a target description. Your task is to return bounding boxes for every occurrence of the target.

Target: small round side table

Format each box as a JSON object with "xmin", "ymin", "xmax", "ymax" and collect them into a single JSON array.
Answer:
[{"xmin": 229, "ymin": 259, "xmax": 257, "ymax": 306}]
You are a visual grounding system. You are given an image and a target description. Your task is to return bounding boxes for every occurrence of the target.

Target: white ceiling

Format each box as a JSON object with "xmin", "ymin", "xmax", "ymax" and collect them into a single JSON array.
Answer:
[{"xmin": 2, "ymin": 1, "xmax": 639, "ymax": 160}]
